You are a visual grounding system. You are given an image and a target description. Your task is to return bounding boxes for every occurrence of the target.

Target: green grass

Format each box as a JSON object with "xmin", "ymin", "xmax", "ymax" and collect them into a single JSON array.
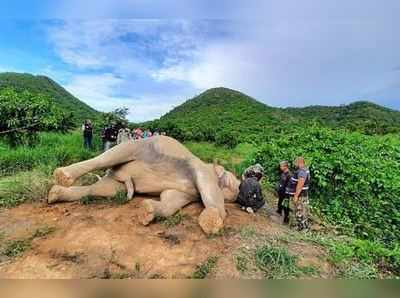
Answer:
[
  {"xmin": 235, "ymin": 254, "xmax": 249, "ymax": 273},
  {"xmin": 1, "ymin": 225, "xmax": 56, "ymax": 259},
  {"xmin": 185, "ymin": 142, "xmax": 256, "ymax": 175},
  {"xmin": 81, "ymin": 190, "xmax": 129, "ymax": 206},
  {"xmin": 160, "ymin": 212, "xmax": 188, "ymax": 228},
  {"xmin": 2, "ymin": 239, "xmax": 31, "ymax": 257},
  {"xmin": 192, "ymin": 256, "xmax": 218, "ymax": 279},
  {"xmin": 255, "ymin": 245, "xmax": 301, "ymax": 279},
  {"xmin": 0, "ymin": 169, "xmax": 52, "ymax": 208},
  {"xmin": 0, "ymin": 132, "xmax": 101, "ymax": 177},
  {"xmin": 239, "ymin": 226, "xmax": 258, "ymax": 239},
  {"xmin": 278, "ymin": 231, "xmax": 400, "ymax": 278},
  {"xmin": 32, "ymin": 226, "xmax": 57, "ymax": 238}
]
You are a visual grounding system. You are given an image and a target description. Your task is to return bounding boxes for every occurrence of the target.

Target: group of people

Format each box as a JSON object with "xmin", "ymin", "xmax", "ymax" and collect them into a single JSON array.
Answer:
[
  {"xmin": 81, "ymin": 119, "xmax": 166, "ymax": 151},
  {"xmin": 236, "ymin": 157, "xmax": 311, "ymax": 231}
]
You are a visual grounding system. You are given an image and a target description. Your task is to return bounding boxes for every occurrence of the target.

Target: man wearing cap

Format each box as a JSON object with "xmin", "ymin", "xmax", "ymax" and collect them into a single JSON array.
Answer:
[
  {"xmin": 285, "ymin": 157, "xmax": 311, "ymax": 231},
  {"xmin": 236, "ymin": 164, "xmax": 266, "ymax": 213}
]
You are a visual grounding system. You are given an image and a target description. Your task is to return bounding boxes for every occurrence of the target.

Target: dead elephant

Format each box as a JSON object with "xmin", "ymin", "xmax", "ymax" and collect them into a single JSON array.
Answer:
[{"xmin": 48, "ymin": 136, "xmax": 240, "ymax": 234}]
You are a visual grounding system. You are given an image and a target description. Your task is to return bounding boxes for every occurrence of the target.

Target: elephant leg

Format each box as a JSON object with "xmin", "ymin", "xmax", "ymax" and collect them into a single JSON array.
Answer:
[
  {"xmin": 48, "ymin": 176, "xmax": 124, "ymax": 204},
  {"xmin": 190, "ymin": 160, "xmax": 226, "ymax": 234},
  {"xmin": 139, "ymin": 190, "xmax": 197, "ymax": 226},
  {"xmin": 54, "ymin": 141, "xmax": 138, "ymax": 187}
]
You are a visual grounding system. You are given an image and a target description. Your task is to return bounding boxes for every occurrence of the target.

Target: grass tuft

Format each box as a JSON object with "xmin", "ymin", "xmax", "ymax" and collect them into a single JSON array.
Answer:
[
  {"xmin": 2, "ymin": 239, "xmax": 31, "ymax": 258},
  {"xmin": 192, "ymin": 256, "xmax": 218, "ymax": 279}
]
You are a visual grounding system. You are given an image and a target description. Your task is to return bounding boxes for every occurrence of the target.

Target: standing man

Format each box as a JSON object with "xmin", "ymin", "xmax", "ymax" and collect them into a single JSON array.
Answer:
[
  {"xmin": 82, "ymin": 119, "xmax": 93, "ymax": 150},
  {"xmin": 103, "ymin": 123, "xmax": 118, "ymax": 151},
  {"xmin": 285, "ymin": 157, "xmax": 311, "ymax": 231},
  {"xmin": 276, "ymin": 160, "xmax": 291, "ymax": 224}
]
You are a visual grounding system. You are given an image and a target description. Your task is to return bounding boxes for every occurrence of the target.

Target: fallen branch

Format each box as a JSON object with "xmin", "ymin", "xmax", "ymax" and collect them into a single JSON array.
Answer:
[{"xmin": 0, "ymin": 122, "xmax": 40, "ymax": 135}]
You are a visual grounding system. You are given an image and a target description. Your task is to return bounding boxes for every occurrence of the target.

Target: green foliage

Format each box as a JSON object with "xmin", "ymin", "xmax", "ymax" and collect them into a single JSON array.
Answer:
[
  {"xmin": 235, "ymin": 255, "xmax": 249, "ymax": 273},
  {"xmin": 2, "ymin": 239, "xmax": 31, "ymax": 257},
  {"xmin": 252, "ymin": 127, "xmax": 400, "ymax": 244},
  {"xmin": 97, "ymin": 107, "xmax": 130, "ymax": 133},
  {"xmin": 282, "ymin": 231, "xmax": 400, "ymax": 277},
  {"xmin": 32, "ymin": 226, "xmax": 56, "ymax": 238},
  {"xmin": 0, "ymin": 132, "xmax": 101, "ymax": 177},
  {"xmin": 192, "ymin": 256, "xmax": 218, "ymax": 279},
  {"xmin": 1, "ymin": 226, "xmax": 56, "ymax": 259},
  {"xmin": 285, "ymin": 101, "xmax": 400, "ymax": 135},
  {"xmin": 0, "ymin": 72, "xmax": 100, "ymax": 124},
  {"xmin": 160, "ymin": 212, "xmax": 187, "ymax": 228},
  {"xmin": 111, "ymin": 190, "xmax": 129, "ymax": 205},
  {"xmin": 0, "ymin": 88, "xmax": 74, "ymax": 146},
  {"xmin": 239, "ymin": 226, "xmax": 258, "ymax": 239},
  {"xmin": 184, "ymin": 142, "xmax": 256, "ymax": 176},
  {"xmin": 154, "ymin": 87, "xmax": 293, "ymax": 145},
  {"xmin": 0, "ymin": 169, "xmax": 52, "ymax": 208},
  {"xmin": 255, "ymin": 245, "xmax": 316, "ymax": 279},
  {"xmin": 151, "ymin": 88, "xmax": 400, "ymax": 148}
]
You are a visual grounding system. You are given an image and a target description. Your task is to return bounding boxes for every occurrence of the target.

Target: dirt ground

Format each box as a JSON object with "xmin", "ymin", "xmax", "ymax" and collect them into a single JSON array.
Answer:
[{"xmin": 0, "ymin": 196, "xmax": 333, "ymax": 279}]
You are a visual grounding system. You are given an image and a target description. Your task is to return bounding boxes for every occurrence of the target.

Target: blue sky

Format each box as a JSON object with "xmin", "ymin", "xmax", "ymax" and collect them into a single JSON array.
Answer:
[{"xmin": 1, "ymin": 1, "xmax": 400, "ymax": 121}]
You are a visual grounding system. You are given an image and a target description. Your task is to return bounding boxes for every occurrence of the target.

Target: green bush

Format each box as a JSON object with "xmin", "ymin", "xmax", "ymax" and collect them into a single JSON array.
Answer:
[
  {"xmin": 0, "ymin": 88, "xmax": 74, "ymax": 147},
  {"xmin": 252, "ymin": 127, "xmax": 400, "ymax": 244}
]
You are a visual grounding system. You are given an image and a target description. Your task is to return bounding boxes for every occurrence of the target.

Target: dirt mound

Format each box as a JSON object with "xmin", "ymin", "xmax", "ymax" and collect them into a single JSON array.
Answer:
[{"xmin": 0, "ymin": 197, "xmax": 333, "ymax": 279}]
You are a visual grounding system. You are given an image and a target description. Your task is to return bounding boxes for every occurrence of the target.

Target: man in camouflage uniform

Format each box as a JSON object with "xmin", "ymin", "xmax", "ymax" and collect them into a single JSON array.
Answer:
[
  {"xmin": 242, "ymin": 163, "xmax": 264, "ymax": 181},
  {"xmin": 285, "ymin": 157, "xmax": 311, "ymax": 231}
]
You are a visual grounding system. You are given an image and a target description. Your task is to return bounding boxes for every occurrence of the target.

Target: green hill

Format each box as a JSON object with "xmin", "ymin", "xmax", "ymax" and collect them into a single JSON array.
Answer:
[
  {"xmin": 285, "ymin": 101, "xmax": 400, "ymax": 135},
  {"xmin": 153, "ymin": 87, "xmax": 296, "ymax": 146},
  {"xmin": 0, "ymin": 72, "xmax": 100, "ymax": 124},
  {"xmin": 153, "ymin": 88, "xmax": 400, "ymax": 142}
]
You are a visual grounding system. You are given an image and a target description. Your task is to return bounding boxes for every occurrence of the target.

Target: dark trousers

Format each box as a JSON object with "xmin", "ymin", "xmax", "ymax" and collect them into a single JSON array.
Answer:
[
  {"xmin": 277, "ymin": 192, "xmax": 290, "ymax": 223},
  {"xmin": 84, "ymin": 135, "xmax": 92, "ymax": 150}
]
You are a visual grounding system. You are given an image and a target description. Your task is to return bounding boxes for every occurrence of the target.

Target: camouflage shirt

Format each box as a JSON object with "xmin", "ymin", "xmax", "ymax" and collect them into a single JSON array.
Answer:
[{"xmin": 242, "ymin": 164, "xmax": 265, "ymax": 180}]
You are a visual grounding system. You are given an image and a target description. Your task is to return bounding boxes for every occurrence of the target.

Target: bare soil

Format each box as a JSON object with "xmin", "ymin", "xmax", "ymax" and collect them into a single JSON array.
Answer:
[{"xmin": 0, "ymin": 196, "xmax": 333, "ymax": 279}]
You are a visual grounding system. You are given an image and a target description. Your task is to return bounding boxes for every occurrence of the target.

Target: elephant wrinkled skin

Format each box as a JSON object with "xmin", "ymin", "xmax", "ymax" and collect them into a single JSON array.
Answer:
[{"xmin": 48, "ymin": 136, "xmax": 240, "ymax": 234}]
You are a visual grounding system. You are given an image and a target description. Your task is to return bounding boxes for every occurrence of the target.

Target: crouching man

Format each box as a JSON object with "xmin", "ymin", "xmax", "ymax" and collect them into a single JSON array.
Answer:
[
  {"xmin": 285, "ymin": 157, "xmax": 311, "ymax": 231},
  {"xmin": 236, "ymin": 164, "xmax": 265, "ymax": 213}
]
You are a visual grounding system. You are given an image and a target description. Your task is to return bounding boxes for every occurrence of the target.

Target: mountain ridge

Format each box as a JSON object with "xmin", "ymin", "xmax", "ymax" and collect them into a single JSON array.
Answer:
[{"xmin": 0, "ymin": 72, "xmax": 100, "ymax": 124}]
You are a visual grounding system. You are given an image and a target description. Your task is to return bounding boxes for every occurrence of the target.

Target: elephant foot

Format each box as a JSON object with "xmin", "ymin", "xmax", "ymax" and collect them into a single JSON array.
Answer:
[
  {"xmin": 48, "ymin": 185, "xmax": 65, "ymax": 204},
  {"xmin": 138, "ymin": 200, "xmax": 156, "ymax": 226},
  {"xmin": 198, "ymin": 207, "xmax": 224, "ymax": 235},
  {"xmin": 54, "ymin": 167, "xmax": 75, "ymax": 187}
]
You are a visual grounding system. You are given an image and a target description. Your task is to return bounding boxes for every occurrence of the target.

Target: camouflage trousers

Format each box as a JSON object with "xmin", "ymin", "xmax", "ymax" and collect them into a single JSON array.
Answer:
[{"xmin": 292, "ymin": 195, "xmax": 309, "ymax": 231}]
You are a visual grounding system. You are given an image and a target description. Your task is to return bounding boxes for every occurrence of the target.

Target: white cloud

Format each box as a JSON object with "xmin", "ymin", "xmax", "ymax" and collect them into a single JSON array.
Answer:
[
  {"xmin": 63, "ymin": 73, "xmax": 187, "ymax": 122},
  {"xmin": 46, "ymin": 16, "xmax": 400, "ymax": 116}
]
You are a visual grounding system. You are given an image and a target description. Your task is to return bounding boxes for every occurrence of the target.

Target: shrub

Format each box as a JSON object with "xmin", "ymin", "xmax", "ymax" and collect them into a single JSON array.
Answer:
[
  {"xmin": 252, "ymin": 127, "xmax": 400, "ymax": 244},
  {"xmin": 0, "ymin": 88, "xmax": 73, "ymax": 147}
]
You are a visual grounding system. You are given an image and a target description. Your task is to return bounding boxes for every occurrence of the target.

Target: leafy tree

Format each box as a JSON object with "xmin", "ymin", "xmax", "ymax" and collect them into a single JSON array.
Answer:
[
  {"xmin": 98, "ymin": 107, "xmax": 130, "ymax": 131},
  {"xmin": 0, "ymin": 88, "xmax": 73, "ymax": 146}
]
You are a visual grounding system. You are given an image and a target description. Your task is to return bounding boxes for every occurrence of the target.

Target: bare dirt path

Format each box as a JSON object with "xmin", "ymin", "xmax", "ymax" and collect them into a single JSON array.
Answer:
[{"xmin": 0, "ymin": 197, "xmax": 333, "ymax": 279}]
